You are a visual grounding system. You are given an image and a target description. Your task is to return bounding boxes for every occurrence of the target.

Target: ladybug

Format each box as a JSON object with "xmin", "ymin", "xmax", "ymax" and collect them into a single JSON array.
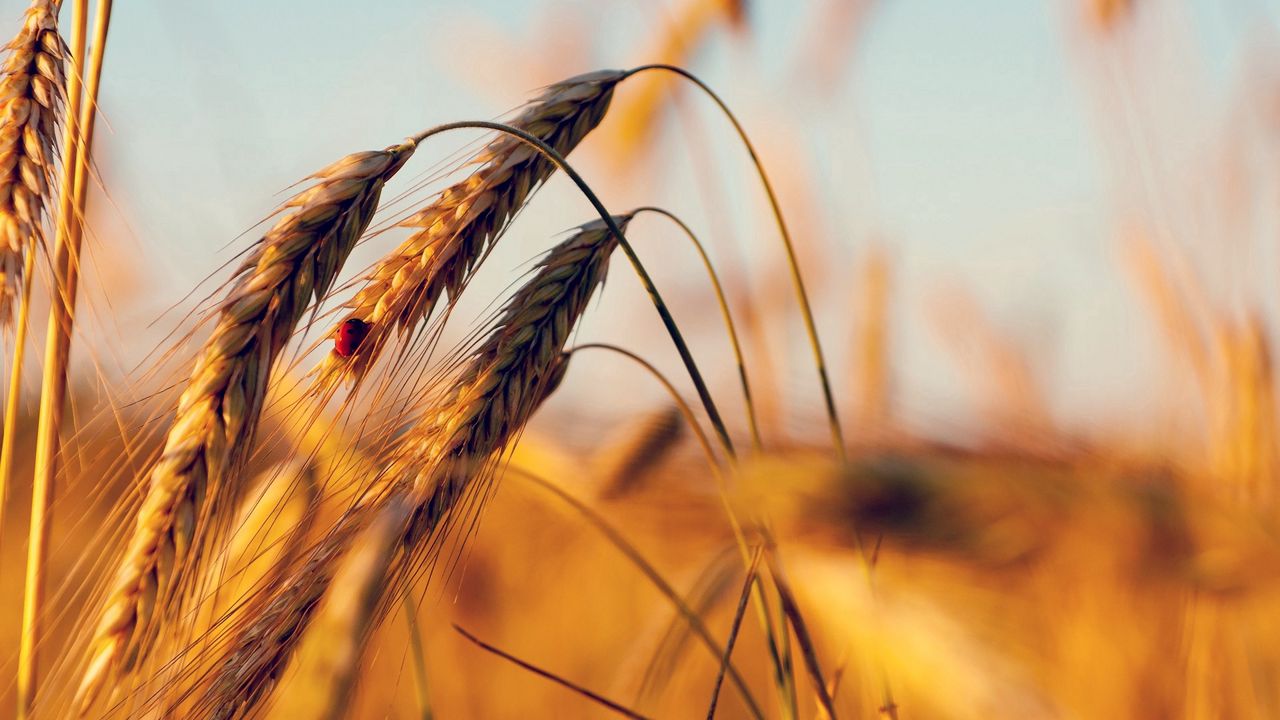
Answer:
[{"xmin": 334, "ymin": 318, "xmax": 371, "ymax": 358}]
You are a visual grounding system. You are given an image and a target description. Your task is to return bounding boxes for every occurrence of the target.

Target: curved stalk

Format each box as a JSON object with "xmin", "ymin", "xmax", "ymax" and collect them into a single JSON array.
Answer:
[
  {"xmin": 568, "ymin": 342, "xmax": 720, "ymax": 474},
  {"xmin": 511, "ymin": 466, "xmax": 765, "ymax": 720},
  {"xmin": 623, "ymin": 64, "xmax": 846, "ymax": 461},
  {"xmin": 633, "ymin": 207, "xmax": 762, "ymax": 451},
  {"xmin": 566, "ymin": 343, "xmax": 791, "ymax": 716}
]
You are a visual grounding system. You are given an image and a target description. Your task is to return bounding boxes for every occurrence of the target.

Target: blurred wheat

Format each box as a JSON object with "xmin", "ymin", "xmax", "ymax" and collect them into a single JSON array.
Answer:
[{"xmin": 0, "ymin": 2, "xmax": 1277, "ymax": 720}]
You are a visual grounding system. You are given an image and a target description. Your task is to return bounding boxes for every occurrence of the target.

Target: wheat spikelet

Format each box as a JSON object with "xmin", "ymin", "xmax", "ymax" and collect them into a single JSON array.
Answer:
[
  {"xmin": 74, "ymin": 139, "xmax": 418, "ymax": 714},
  {"xmin": 196, "ymin": 215, "xmax": 630, "ymax": 720},
  {"xmin": 0, "ymin": 0, "xmax": 65, "ymax": 325},
  {"xmin": 392, "ymin": 214, "xmax": 629, "ymax": 537},
  {"xmin": 315, "ymin": 70, "xmax": 622, "ymax": 387}
]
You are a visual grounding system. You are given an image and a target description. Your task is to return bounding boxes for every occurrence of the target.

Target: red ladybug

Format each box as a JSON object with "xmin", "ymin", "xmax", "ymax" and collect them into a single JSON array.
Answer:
[{"xmin": 334, "ymin": 318, "xmax": 371, "ymax": 358}]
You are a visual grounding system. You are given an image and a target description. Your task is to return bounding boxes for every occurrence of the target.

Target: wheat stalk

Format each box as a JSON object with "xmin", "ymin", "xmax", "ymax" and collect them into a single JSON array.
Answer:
[
  {"xmin": 196, "ymin": 215, "xmax": 630, "ymax": 720},
  {"xmin": 74, "ymin": 139, "xmax": 418, "ymax": 714},
  {"xmin": 0, "ymin": 0, "xmax": 65, "ymax": 324},
  {"xmin": 314, "ymin": 70, "xmax": 622, "ymax": 387}
]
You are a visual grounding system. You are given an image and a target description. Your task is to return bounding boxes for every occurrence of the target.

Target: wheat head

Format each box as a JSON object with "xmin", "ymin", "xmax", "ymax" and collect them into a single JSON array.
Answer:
[
  {"xmin": 74, "ymin": 139, "xmax": 418, "ymax": 714},
  {"xmin": 393, "ymin": 213, "xmax": 631, "ymax": 538},
  {"xmin": 314, "ymin": 70, "xmax": 623, "ymax": 387},
  {"xmin": 0, "ymin": 0, "xmax": 65, "ymax": 325},
  {"xmin": 197, "ymin": 214, "xmax": 630, "ymax": 719}
]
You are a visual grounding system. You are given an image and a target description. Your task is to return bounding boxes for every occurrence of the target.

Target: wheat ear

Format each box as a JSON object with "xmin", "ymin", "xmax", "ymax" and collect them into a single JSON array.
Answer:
[
  {"xmin": 74, "ymin": 140, "xmax": 418, "ymax": 713},
  {"xmin": 0, "ymin": 0, "xmax": 64, "ymax": 324},
  {"xmin": 393, "ymin": 214, "xmax": 629, "ymax": 537},
  {"xmin": 197, "ymin": 215, "xmax": 629, "ymax": 720},
  {"xmin": 315, "ymin": 70, "xmax": 622, "ymax": 387}
]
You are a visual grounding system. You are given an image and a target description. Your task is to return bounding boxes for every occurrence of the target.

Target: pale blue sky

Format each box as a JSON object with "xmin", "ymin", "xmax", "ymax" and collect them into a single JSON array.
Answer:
[{"xmin": 6, "ymin": 0, "xmax": 1275, "ymax": 439}]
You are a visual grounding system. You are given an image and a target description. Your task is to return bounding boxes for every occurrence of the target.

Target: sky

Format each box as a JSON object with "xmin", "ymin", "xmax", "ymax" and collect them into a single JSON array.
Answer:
[{"xmin": 4, "ymin": 0, "xmax": 1277, "ymax": 440}]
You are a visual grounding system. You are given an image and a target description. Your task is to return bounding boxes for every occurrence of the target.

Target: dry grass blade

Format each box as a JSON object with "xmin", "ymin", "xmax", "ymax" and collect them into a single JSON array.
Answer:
[
  {"xmin": 75, "ymin": 139, "xmax": 418, "ymax": 713},
  {"xmin": 0, "ymin": 0, "xmax": 65, "ymax": 325},
  {"xmin": 196, "ymin": 215, "xmax": 629, "ymax": 719},
  {"xmin": 269, "ymin": 498, "xmax": 410, "ymax": 720},
  {"xmin": 453, "ymin": 624, "xmax": 652, "ymax": 720},
  {"xmin": 315, "ymin": 70, "xmax": 622, "ymax": 387}
]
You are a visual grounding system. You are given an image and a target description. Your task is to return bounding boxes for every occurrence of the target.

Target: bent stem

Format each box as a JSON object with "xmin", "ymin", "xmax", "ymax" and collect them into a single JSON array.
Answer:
[
  {"xmin": 564, "ymin": 342, "xmax": 791, "ymax": 718},
  {"xmin": 567, "ymin": 343, "xmax": 721, "ymax": 475},
  {"xmin": 407, "ymin": 120, "xmax": 736, "ymax": 459},
  {"xmin": 633, "ymin": 207, "xmax": 762, "ymax": 451},
  {"xmin": 623, "ymin": 63, "xmax": 845, "ymax": 461},
  {"xmin": 454, "ymin": 624, "xmax": 650, "ymax": 720}
]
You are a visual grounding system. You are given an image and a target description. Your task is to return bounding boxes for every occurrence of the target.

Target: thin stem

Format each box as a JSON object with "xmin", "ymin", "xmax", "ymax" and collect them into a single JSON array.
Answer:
[
  {"xmin": 633, "ymin": 207, "xmax": 762, "ymax": 451},
  {"xmin": 0, "ymin": 244, "xmax": 36, "ymax": 553},
  {"xmin": 18, "ymin": 0, "xmax": 92, "ymax": 714},
  {"xmin": 567, "ymin": 343, "xmax": 721, "ymax": 474},
  {"xmin": 401, "ymin": 590, "xmax": 433, "ymax": 720},
  {"xmin": 767, "ymin": 550, "xmax": 837, "ymax": 720},
  {"xmin": 624, "ymin": 64, "xmax": 846, "ymax": 461},
  {"xmin": 564, "ymin": 342, "xmax": 790, "ymax": 717},
  {"xmin": 706, "ymin": 549, "xmax": 759, "ymax": 720},
  {"xmin": 407, "ymin": 120, "xmax": 736, "ymax": 459},
  {"xmin": 454, "ymin": 624, "xmax": 651, "ymax": 720}
]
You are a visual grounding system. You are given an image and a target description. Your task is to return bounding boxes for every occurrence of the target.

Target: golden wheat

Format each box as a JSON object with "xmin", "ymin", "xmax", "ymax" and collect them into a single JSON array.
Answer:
[
  {"xmin": 595, "ymin": 405, "xmax": 683, "ymax": 499},
  {"xmin": 391, "ymin": 214, "xmax": 629, "ymax": 538},
  {"xmin": 196, "ymin": 214, "xmax": 630, "ymax": 719},
  {"xmin": 74, "ymin": 139, "xmax": 418, "ymax": 713},
  {"xmin": 0, "ymin": 0, "xmax": 64, "ymax": 325},
  {"xmin": 314, "ymin": 70, "xmax": 622, "ymax": 387}
]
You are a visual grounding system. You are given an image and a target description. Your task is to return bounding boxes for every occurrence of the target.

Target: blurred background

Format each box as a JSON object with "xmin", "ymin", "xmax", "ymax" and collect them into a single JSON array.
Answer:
[
  {"xmin": 27, "ymin": 0, "xmax": 1280, "ymax": 441},
  {"xmin": 4, "ymin": 1, "xmax": 1280, "ymax": 718}
]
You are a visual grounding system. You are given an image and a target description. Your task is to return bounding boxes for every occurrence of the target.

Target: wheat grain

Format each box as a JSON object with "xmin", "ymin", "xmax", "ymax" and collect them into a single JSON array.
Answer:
[
  {"xmin": 315, "ymin": 70, "xmax": 622, "ymax": 387},
  {"xmin": 0, "ymin": 0, "xmax": 65, "ymax": 325},
  {"xmin": 392, "ymin": 214, "xmax": 629, "ymax": 538},
  {"xmin": 74, "ymin": 139, "xmax": 418, "ymax": 714}
]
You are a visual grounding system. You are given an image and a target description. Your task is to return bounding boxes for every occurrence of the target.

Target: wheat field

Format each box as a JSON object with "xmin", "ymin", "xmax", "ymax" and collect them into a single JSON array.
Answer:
[{"xmin": 0, "ymin": 0, "xmax": 1277, "ymax": 718}]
